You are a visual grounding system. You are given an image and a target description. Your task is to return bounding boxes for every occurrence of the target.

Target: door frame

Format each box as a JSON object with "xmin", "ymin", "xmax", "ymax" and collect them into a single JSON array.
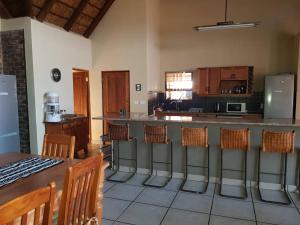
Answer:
[
  {"xmin": 101, "ymin": 70, "xmax": 130, "ymax": 134},
  {"xmin": 72, "ymin": 68, "xmax": 92, "ymax": 142}
]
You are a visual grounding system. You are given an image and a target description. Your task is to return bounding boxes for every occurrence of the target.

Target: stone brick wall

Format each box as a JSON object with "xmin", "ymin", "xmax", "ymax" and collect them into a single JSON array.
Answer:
[{"xmin": 0, "ymin": 30, "xmax": 30, "ymax": 153}]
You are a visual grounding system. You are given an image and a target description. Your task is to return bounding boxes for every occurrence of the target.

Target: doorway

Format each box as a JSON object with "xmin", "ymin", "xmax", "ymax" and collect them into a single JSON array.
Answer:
[
  {"xmin": 72, "ymin": 68, "xmax": 91, "ymax": 140},
  {"xmin": 102, "ymin": 71, "xmax": 130, "ymax": 134}
]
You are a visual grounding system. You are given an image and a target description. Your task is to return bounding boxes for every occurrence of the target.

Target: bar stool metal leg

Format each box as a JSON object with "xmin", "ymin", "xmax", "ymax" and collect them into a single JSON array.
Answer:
[
  {"xmin": 257, "ymin": 151, "xmax": 291, "ymax": 205},
  {"xmin": 143, "ymin": 141, "xmax": 173, "ymax": 188},
  {"xmin": 180, "ymin": 145, "xmax": 210, "ymax": 193},
  {"xmin": 107, "ymin": 138, "xmax": 137, "ymax": 183},
  {"xmin": 219, "ymin": 150, "xmax": 248, "ymax": 199}
]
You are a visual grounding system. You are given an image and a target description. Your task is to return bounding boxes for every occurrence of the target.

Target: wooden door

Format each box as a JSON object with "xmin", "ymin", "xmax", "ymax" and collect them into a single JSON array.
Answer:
[
  {"xmin": 73, "ymin": 71, "xmax": 89, "ymax": 116},
  {"xmin": 73, "ymin": 70, "xmax": 91, "ymax": 143},
  {"xmin": 102, "ymin": 71, "xmax": 130, "ymax": 134},
  {"xmin": 208, "ymin": 68, "xmax": 221, "ymax": 95}
]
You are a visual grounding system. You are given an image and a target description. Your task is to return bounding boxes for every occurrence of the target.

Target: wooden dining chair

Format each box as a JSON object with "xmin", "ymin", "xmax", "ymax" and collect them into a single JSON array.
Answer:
[
  {"xmin": 57, "ymin": 153, "xmax": 103, "ymax": 225},
  {"xmin": 42, "ymin": 134, "xmax": 75, "ymax": 159},
  {"xmin": 0, "ymin": 182, "xmax": 56, "ymax": 225}
]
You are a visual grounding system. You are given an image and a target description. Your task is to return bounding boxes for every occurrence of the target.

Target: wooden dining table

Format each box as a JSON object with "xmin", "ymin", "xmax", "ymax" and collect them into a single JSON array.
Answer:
[
  {"xmin": 0, "ymin": 152, "xmax": 79, "ymax": 205},
  {"xmin": 0, "ymin": 152, "xmax": 108, "ymax": 222}
]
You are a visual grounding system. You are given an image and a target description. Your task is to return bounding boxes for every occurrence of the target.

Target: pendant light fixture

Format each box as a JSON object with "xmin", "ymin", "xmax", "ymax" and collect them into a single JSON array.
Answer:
[{"xmin": 194, "ymin": 0, "xmax": 259, "ymax": 31}]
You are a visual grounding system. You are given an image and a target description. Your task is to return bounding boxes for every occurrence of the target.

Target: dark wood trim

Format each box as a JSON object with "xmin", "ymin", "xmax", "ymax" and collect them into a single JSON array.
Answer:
[
  {"xmin": 64, "ymin": 0, "xmax": 89, "ymax": 31},
  {"xmin": 24, "ymin": 0, "xmax": 32, "ymax": 17},
  {"xmin": 87, "ymin": 2, "xmax": 101, "ymax": 10},
  {"xmin": 37, "ymin": 0, "xmax": 57, "ymax": 22},
  {"xmin": 57, "ymin": 0, "xmax": 75, "ymax": 9},
  {"xmin": 84, "ymin": 0, "xmax": 115, "ymax": 38},
  {"xmin": 72, "ymin": 68, "xmax": 92, "ymax": 142},
  {"xmin": 0, "ymin": 0, "xmax": 12, "ymax": 18}
]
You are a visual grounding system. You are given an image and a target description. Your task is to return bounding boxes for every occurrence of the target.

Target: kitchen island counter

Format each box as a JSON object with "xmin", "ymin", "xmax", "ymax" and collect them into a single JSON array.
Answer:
[
  {"xmin": 93, "ymin": 113, "xmax": 300, "ymax": 127},
  {"xmin": 93, "ymin": 113, "xmax": 300, "ymax": 187}
]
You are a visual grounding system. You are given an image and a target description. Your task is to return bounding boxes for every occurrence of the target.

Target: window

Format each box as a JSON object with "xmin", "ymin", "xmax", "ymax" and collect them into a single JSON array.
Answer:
[{"xmin": 165, "ymin": 72, "xmax": 193, "ymax": 100}]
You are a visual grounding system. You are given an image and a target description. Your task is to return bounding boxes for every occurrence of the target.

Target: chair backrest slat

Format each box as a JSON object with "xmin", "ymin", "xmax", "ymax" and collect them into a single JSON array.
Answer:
[
  {"xmin": 261, "ymin": 130, "xmax": 295, "ymax": 153},
  {"xmin": 220, "ymin": 128, "xmax": 250, "ymax": 151},
  {"xmin": 57, "ymin": 154, "xmax": 103, "ymax": 225},
  {"xmin": 0, "ymin": 182, "xmax": 56, "ymax": 225},
  {"xmin": 42, "ymin": 134, "xmax": 75, "ymax": 159},
  {"xmin": 108, "ymin": 123, "xmax": 130, "ymax": 141},
  {"xmin": 144, "ymin": 125, "xmax": 168, "ymax": 144},
  {"xmin": 181, "ymin": 127, "xmax": 208, "ymax": 147}
]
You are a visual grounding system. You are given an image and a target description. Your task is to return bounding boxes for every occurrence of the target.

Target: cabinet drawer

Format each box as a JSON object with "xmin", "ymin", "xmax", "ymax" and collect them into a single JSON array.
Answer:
[{"xmin": 221, "ymin": 67, "xmax": 248, "ymax": 80}]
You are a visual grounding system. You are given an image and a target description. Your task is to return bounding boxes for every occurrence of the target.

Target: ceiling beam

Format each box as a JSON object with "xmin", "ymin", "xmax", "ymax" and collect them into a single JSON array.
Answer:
[
  {"xmin": 37, "ymin": 0, "xmax": 57, "ymax": 22},
  {"xmin": 25, "ymin": 0, "xmax": 33, "ymax": 17},
  {"xmin": 84, "ymin": 0, "xmax": 115, "ymax": 38},
  {"xmin": 64, "ymin": 0, "xmax": 89, "ymax": 31},
  {"xmin": 0, "ymin": 0, "xmax": 12, "ymax": 19}
]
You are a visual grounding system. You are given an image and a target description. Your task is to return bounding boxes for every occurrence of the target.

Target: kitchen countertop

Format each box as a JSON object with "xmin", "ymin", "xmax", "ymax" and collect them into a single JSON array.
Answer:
[
  {"xmin": 44, "ymin": 115, "xmax": 87, "ymax": 124},
  {"xmin": 93, "ymin": 113, "xmax": 300, "ymax": 127}
]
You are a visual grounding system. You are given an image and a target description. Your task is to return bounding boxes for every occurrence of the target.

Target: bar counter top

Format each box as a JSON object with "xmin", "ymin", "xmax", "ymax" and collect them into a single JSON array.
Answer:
[{"xmin": 93, "ymin": 113, "xmax": 300, "ymax": 127}]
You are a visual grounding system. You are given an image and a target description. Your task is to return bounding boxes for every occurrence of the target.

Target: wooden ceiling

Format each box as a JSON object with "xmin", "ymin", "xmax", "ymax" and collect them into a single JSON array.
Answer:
[{"xmin": 0, "ymin": 0, "xmax": 115, "ymax": 38}]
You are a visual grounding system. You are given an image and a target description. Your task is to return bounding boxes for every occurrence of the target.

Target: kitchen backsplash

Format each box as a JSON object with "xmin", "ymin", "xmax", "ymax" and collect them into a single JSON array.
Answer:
[{"xmin": 148, "ymin": 91, "xmax": 264, "ymax": 115}]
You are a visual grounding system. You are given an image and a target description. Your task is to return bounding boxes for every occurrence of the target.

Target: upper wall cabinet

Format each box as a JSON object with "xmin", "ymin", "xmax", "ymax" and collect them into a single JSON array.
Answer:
[{"xmin": 193, "ymin": 66, "xmax": 253, "ymax": 96}]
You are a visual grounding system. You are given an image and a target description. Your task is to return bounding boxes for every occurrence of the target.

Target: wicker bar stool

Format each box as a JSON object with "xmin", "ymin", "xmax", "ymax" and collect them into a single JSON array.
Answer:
[
  {"xmin": 143, "ymin": 125, "xmax": 173, "ymax": 188},
  {"xmin": 180, "ymin": 127, "xmax": 209, "ymax": 194},
  {"xmin": 106, "ymin": 123, "xmax": 137, "ymax": 183},
  {"xmin": 220, "ymin": 128, "xmax": 250, "ymax": 199},
  {"xmin": 258, "ymin": 130, "xmax": 295, "ymax": 205}
]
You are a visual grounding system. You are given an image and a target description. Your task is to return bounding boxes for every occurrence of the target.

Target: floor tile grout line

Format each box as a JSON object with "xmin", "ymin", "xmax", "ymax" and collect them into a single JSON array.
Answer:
[
  {"xmin": 209, "ymin": 213, "xmax": 257, "ymax": 223},
  {"xmin": 104, "ymin": 182, "xmax": 116, "ymax": 193},
  {"xmin": 105, "ymin": 194, "xmax": 216, "ymax": 216},
  {"xmin": 159, "ymin": 189, "xmax": 180, "ymax": 225},
  {"xmin": 104, "ymin": 180, "xmax": 300, "ymax": 224},
  {"xmin": 288, "ymin": 192, "xmax": 300, "ymax": 214},
  {"xmin": 249, "ymin": 186, "xmax": 258, "ymax": 225},
  {"xmin": 207, "ymin": 183, "xmax": 217, "ymax": 225},
  {"xmin": 113, "ymin": 184, "xmax": 147, "ymax": 224}
]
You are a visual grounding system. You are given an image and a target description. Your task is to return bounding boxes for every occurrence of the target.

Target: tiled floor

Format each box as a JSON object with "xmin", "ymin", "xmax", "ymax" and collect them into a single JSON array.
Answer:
[{"xmin": 102, "ymin": 174, "xmax": 300, "ymax": 225}]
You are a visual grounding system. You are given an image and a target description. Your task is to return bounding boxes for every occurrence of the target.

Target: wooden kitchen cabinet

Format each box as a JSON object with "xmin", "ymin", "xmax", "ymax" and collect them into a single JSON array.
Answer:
[
  {"xmin": 45, "ymin": 116, "xmax": 89, "ymax": 157},
  {"xmin": 193, "ymin": 66, "xmax": 253, "ymax": 96},
  {"xmin": 194, "ymin": 68, "xmax": 221, "ymax": 96},
  {"xmin": 221, "ymin": 66, "xmax": 248, "ymax": 80}
]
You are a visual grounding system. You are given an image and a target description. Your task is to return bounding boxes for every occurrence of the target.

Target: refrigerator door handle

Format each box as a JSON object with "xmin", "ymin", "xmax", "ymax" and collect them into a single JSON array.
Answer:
[{"xmin": 0, "ymin": 132, "xmax": 19, "ymax": 139}]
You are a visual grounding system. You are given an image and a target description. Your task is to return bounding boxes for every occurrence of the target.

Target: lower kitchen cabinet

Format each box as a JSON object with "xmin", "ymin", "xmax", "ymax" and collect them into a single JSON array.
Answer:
[{"xmin": 45, "ymin": 116, "xmax": 89, "ymax": 157}]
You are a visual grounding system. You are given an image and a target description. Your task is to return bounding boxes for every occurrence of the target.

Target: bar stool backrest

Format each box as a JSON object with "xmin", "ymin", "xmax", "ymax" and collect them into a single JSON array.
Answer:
[
  {"xmin": 220, "ymin": 128, "xmax": 250, "ymax": 151},
  {"xmin": 144, "ymin": 125, "xmax": 168, "ymax": 144},
  {"xmin": 181, "ymin": 127, "xmax": 208, "ymax": 147},
  {"xmin": 261, "ymin": 130, "xmax": 295, "ymax": 154},
  {"xmin": 108, "ymin": 123, "xmax": 130, "ymax": 141}
]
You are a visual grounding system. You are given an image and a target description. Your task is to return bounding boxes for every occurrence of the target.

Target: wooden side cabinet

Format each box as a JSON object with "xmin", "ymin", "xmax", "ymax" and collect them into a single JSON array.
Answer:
[{"xmin": 45, "ymin": 116, "xmax": 89, "ymax": 157}]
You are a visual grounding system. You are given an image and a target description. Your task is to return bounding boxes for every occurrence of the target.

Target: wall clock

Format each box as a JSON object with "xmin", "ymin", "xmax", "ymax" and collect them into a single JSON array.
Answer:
[{"xmin": 51, "ymin": 68, "xmax": 61, "ymax": 82}]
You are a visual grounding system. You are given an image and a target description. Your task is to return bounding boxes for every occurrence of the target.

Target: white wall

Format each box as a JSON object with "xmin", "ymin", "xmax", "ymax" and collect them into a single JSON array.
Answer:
[
  {"xmin": 30, "ymin": 20, "xmax": 92, "ymax": 152},
  {"xmin": 160, "ymin": 0, "xmax": 300, "ymax": 91},
  {"xmin": 1, "ymin": 18, "xmax": 92, "ymax": 153},
  {"xmin": 146, "ymin": 0, "xmax": 160, "ymax": 91},
  {"xmin": 90, "ymin": 0, "xmax": 148, "ymax": 142}
]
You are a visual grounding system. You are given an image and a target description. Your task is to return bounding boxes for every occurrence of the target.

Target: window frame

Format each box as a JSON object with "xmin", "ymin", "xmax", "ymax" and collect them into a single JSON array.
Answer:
[{"xmin": 165, "ymin": 71, "xmax": 193, "ymax": 100}]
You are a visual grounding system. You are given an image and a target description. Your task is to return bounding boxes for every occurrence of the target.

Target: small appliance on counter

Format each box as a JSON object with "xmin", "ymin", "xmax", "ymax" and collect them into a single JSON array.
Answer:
[
  {"xmin": 226, "ymin": 102, "xmax": 247, "ymax": 113},
  {"xmin": 264, "ymin": 74, "xmax": 294, "ymax": 119},
  {"xmin": 45, "ymin": 92, "xmax": 62, "ymax": 122}
]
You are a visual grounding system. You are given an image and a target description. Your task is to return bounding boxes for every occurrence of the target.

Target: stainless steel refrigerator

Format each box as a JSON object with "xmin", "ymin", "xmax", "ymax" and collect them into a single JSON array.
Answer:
[
  {"xmin": 0, "ymin": 75, "xmax": 20, "ymax": 153},
  {"xmin": 264, "ymin": 74, "xmax": 294, "ymax": 119}
]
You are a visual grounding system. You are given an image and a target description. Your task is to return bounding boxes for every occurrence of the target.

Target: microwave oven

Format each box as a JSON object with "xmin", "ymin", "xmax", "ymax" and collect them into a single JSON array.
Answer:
[{"xmin": 226, "ymin": 103, "xmax": 247, "ymax": 113}]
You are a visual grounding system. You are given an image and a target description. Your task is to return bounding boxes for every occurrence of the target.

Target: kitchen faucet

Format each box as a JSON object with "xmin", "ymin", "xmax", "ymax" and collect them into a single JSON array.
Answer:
[{"xmin": 170, "ymin": 100, "xmax": 180, "ymax": 111}]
